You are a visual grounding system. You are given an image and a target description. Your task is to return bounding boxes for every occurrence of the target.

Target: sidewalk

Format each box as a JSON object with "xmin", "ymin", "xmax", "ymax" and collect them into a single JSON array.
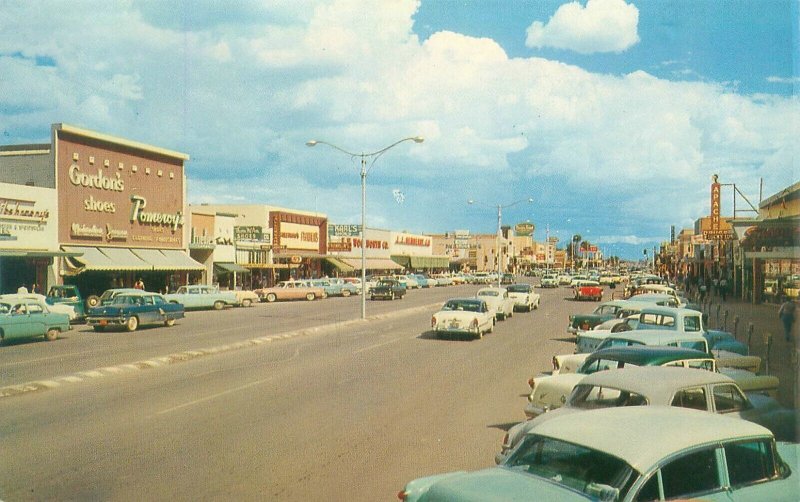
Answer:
[{"xmin": 699, "ymin": 293, "xmax": 798, "ymax": 410}]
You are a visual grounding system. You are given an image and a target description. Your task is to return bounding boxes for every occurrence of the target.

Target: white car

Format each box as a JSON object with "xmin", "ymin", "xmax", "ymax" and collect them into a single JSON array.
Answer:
[
  {"xmin": 540, "ymin": 274, "xmax": 558, "ymax": 288},
  {"xmin": 475, "ymin": 287, "xmax": 515, "ymax": 321},
  {"xmin": 430, "ymin": 298, "xmax": 494, "ymax": 340},
  {"xmin": 505, "ymin": 283, "xmax": 540, "ymax": 312},
  {"xmin": 1, "ymin": 293, "xmax": 78, "ymax": 321}
]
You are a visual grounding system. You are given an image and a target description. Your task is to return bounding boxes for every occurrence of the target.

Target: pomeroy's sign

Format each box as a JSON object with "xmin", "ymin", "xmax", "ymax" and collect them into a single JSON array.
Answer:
[{"xmin": 129, "ymin": 195, "xmax": 184, "ymax": 231}]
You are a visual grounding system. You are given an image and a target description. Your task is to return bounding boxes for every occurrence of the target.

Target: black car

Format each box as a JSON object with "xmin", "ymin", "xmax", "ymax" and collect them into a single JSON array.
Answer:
[
  {"xmin": 369, "ymin": 279, "xmax": 406, "ymax": 300},
  {"xmin": 501, "ymin": 273, "xmax": 514, "ymax": 284}
]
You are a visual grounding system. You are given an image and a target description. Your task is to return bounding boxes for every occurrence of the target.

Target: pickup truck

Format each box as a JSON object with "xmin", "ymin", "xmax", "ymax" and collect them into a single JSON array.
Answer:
[
  {"xmin": 572, "ymin": 280, "xmax": 603, "ymax": 301},
  {"xmin": 163, "ymin": 285, "xmax": 238, "ymax": 310},
  {"xmin": 46, "ymin": 285, "xmax": 100, "ymax": 321}
]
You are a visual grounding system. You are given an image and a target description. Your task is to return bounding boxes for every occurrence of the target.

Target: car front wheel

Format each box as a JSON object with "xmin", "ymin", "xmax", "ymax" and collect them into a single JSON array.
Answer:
[
  {"xmin": 306, "ymin": 293, "xmax": 316, "ymax": 301},
  {"xmin": 164, "ymin": 318, "xmax": 175, "ymax": 327},
  {"xmin": 45, "ymin": 328, "xmax": 59, "ymax": 341},
  {"xmin": 126, "ymin": 316, "xmax": 139, "ymax": 332},
  {"xmin": 266, "ymin": 293, "xmax": 277, "ymax": 303},
  {"xmin": 241, "ymin": 299, "xmax": 252, "ymax": 308},
  {"xmin": 342, "ymin": 289, "xmax": 351, "ymax": 297}
]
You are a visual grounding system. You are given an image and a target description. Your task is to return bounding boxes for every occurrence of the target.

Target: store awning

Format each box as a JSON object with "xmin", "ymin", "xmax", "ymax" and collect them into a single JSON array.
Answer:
[
  {"xmin": 391, "ymin": 255, "xmax": 450, "ymax": 269},
  {"xmin": 0, "ymin": 249, "xmax": 83, "ymax": 258},
  {"xmin": 156, "ymin": 249, "xmax": 206, "ymax": 271},
  {"xmin": 338, "ymin": 257, "xmax": 403, "ymax": 271},
  {"xmin": 62, "ymin": 246, "xmax": 205, "ymax": 274},
  {"xmin": 215, "ymin": 262, "xmax": 251, "ymax": 274},
  {"xmin": 324, "ymin": 257, "xmax": 355, "ymax": 272}
]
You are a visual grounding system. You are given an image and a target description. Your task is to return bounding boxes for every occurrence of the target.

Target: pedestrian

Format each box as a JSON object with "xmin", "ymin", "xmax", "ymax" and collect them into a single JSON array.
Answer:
[
  {"xmin": 134, "ymin": 278, "xmax": 145, "ymax": 290},
  {"xmin": 712, "ymin": 277, "xmax": 719, "ymax": 297},
  {"xmin": 778, "ymin": 297, "xmax": 796, "ymax": 342},
  {"xmin": 719, "ymin": 277, "xmax": 728, "ymax": 301},
  {"xmin": 699, "ymin": 280, "xmax": 707, "ymax": 302},
  {"xmin": 30, "ymin": 283, "xmax": 38, "ymax": 294}
]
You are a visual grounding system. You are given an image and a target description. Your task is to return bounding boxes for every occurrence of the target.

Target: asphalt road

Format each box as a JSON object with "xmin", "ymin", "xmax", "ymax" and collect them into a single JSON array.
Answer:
[{"xmin": 0, "ymin": 283, "xmax": 592, "ymax": 501}]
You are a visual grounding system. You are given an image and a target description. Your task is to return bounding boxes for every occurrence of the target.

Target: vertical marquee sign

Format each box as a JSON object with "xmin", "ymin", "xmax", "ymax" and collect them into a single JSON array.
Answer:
[{"xmin": 711, "ymin": 175, "xmax": 721, "ymax": 232}]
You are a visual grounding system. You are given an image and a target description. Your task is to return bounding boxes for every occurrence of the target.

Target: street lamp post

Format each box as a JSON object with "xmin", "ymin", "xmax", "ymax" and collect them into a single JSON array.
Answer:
[
  {"xmin": 306, "ymin": 136, "xmax": 424, "ymax": 319},
  {"xmin": 468, "ymin": 198, "xmax": 533, "ymax": 288}
]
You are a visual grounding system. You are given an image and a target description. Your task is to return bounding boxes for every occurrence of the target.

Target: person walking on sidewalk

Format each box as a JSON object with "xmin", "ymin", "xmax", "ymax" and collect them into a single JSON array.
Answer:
[
  {"xmin": 719, "ymin": 277, "xmax": 728, "ymax": 301},
  {"xmin": 778, "ymin": 297, "xmax": 796, "ymax": 342}
]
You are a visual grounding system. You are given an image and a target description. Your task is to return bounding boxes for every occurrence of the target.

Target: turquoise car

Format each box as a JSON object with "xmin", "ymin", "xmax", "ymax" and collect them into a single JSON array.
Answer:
[
  {"xmin": 87, "ymin": 292, "xmax": 185, "ymax": 332},
  {"xmin": 0, "ymin": 298, "xmax": 71, "ymax": 344},
  {"xmin": 400, "ymin": 407, "xmax": 799, "ymax": 501},
  {"xmin": 163, "ymin": 285, "xmax": 238, "ymax": 310}
]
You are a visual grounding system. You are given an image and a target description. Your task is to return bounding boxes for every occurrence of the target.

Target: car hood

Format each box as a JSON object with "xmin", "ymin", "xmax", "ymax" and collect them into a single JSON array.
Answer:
[{"xmin": 411, "ymin": 468, "xmax": 581, "ymax": 501}]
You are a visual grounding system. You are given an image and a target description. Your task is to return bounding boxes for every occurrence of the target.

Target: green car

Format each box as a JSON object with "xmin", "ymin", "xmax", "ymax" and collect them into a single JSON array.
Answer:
[{"xmin": 0, "ymin": 298, "xmax": 71, "ymax": 344}]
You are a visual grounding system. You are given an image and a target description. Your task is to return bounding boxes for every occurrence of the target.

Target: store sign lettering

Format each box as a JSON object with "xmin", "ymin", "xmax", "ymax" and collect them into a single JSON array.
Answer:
[
  {"xmin": 395, "ymin": 236, "xmax": 430, "ymax": 247},
  {"xmin": 84, "ymin": 195, "xmax": 116, "ymax": 213},
  {"xmin": 352, "ymin": 238, "xmax": 389, "ymax": 250},
  {"xmin": 69, "ymin": 164, "xmax": 125, "ymax": 192},
  {"xmin": 0, "ymin": 199, "xmax": 50, "ymax": 222},
  {"xmin": 711, "ymin": 182, "xmax": 721, "ymax": 231},
  {"xmin": 280, "ymin": 231, "xmax": 318, "ymax": 243},
  {"xmin": 129, "ymin": 195, "xmax": 184, "ymax": 231}
]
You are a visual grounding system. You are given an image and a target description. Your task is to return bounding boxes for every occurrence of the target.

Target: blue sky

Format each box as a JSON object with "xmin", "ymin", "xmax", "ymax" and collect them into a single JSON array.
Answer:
[{"xmin": 1, "ymin": 0, "xmax": 797, "ymax": 259}]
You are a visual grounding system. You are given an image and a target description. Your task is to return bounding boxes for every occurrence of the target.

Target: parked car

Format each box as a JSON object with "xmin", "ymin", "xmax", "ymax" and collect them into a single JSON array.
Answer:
[
  {"xmin": 567, "ymin": 299, "xmax": 642, "ymax": 333},
  {"xmin": 342, "ymin": 277, "xmax": 364, "ymax": 295},
  {"xmin": 498, "ymin": 367, "xmax": 796, "ymax": 463},
  {"xmin": 430, "ymin": 298, "xmax": 494, "ymax": 340},
  {"xmin": 402, "ymin": 407, "xmax": 799, "ymax": 502},
  {"xmin": 0, "ymin": 297, "xmax": 71, "ymax": 344},
  {"xmin": 254, "ymin": 280, "xmax": 325, "ymax": 302},
  {"xmin": 98, "ymin": 288, "xmax": 142, "ymax": 305},
  {"xmin": 527, "ymin": 346, "xmax": 777, "ymax": 419},
  {"xmin": 476, "ymin": 287, "xmax": 515, "ymax": 321},
  {"xmin": 163, "ymin": 285, "xmax": 238, "ymax": 310},
  {"xmin": 500, "ymin": 273, "xmax": 514, "ymax": 284},
  {"xmin": 329, "ymin": 277, "xmax": 361, "ymax": 295},
  {"xmin": 573, "ymin": 279, "xmax": 603, "ymax": 301},
  {"xmin": 412, "ymin": 274, "xmax": 436, "ymax": 288},
  {"xmin": 232, "ymin": 289, "xmax": 259, "ymax": 307},
  {"xmin": 505, "ymin": 283, "xmax": 540, "ymax": 312},
  {"xmin": 394, "ymin": 275, "xmax": 420, "ymax": 289},
  {"xmin": 370, "ymin": 278, "xmax": 406, "ymax": 300},
  {"xmin": 86, "ymin": 292, "xmax": 184, "ymax": 332},
  {"xmin": 575, "ymin": 306, "xmax": 749, "ymax": 356},
  {"xmin": 45, "ymin": 284, "xmax": 96, "ymax": 320},
  {"xmin": 305, "ymin": 279, "xmax": 356, "ymax": 297},
  {"xmin": 2, "ymin": 293, "xmax": 78, "ymax": 323},
  {"xmin": 432, "ymin": 274, "xmax": 454, "ymax": 286}
]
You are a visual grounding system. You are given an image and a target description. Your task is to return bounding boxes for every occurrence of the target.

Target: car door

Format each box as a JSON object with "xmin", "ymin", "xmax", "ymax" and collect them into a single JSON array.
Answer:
[
  {"xmin": 7, "ymin": 303, "xmax": 31, "ymax": 339},
  {"xmin": 27, "ymin": 302, "xmax": 48, "ymax": 336}
]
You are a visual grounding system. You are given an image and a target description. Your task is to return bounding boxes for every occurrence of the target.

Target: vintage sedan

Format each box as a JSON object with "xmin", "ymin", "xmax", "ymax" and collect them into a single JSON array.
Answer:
[
  {"xmin": 401, "ymin": 407, "xmax": 798, "ymax": 502},
  {"xmin": 540, "ymin": 274, "xmax": 558, "ymax": 288},
  {"xmin": 567, "ymin": 299, "xmax": 642, "ymax": 333},
  {"xmin": 498, "ymin": 367, "xmax": 796, "ymax": 463},
  {"xmin": 505, "ymin": 283, "xmax": 540, "ymax": 312},
  {"xmin": 476, "ymin": 287, "xmax": 515, "ymax": 321},
  {"xmin": 0, "ymin": 297, "xmax": 71, "ymax": 344},
  {"xmin": 254, "ymin": 280, "xmax": 325, "ymax": 302},
  {"xmin": 164, "ymin": 285, "xmax": 238, "ymax": 310},
  {"xmin": 430, "ymin": 298, "xmax": 494, "ymax": 340},
  {"xmin": 305, "ymin": 279, "xmax": 356, "ymax": 297},
  {"xmin": 233, "ymin": 289, "xmax": 260, "ymax": 307},
  {"xmin": 2, "ymin": 293, "xmax": 78, "ymax": 322},
  {"xmin": 370, "ymin": 278, "xmax": 406, "ymax": 300},
  {"xmin": 573, "ymin": 279, "xmax": 603, "ymax": 301},
  {"xmin": 328, "ymin": 277, "xmax": 360, "ymax": 295},
  {"xmin": 526, "ymin": 346, "xmax": 776, "ymax": 419},
  {"xmin": 86, "ymin": 292, "xmax": 184, "ymax": 332}
]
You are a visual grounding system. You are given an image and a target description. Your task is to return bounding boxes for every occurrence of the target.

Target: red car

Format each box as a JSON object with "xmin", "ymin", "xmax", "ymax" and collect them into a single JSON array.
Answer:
[{"xmin": 573, "ymin": 280, "xmax": 603, "ymax": 301}]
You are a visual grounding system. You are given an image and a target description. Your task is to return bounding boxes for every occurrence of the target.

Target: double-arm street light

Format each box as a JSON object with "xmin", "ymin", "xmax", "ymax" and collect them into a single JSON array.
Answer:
[
  {"xmin": 306, "ymin": 136, "xmax": 424, "ymax": 319},
  {"xmin": 468, "ymin": 197, "xmax": 534, "ymax": 288}
]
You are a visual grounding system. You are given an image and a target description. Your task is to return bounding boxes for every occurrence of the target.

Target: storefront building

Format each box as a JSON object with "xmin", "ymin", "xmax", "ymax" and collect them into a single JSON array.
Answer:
[
  {"xmin": 389, "ymin": 231, "xmax": 449, "ymax": 272},
  {"xmin": 327, "ymin": 227, "xmax": 402, "ymax": 273},
  {"xmin": 730, "ymin": 182, "xmax": 800, "ymax": 303},
  {"xmin": 195, "ymin": 204, "xmax": 334, "ymax": 286},
  {"xmin": 0, "ymin": 182, "xmax": 65, "ymax": 293},
  {"xmin": 52, "ymin": 124, "xmax": 205, "ymax": 295}
]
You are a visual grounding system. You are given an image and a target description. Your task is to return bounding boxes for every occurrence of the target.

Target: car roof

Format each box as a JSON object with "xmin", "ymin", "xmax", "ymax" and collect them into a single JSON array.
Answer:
[
  {"xmin": 586, "ymin": 345, "xmax": 710, "ymax": 366},
  {"xmin": 606, "ymin": 330, "xmax": 705, "ymax": 344},
  {"xmin": 638, "ymin": 305, "xmax": 701, "ymax": 316},
  {"xmin": 628, "ymin": 293, "xmax": 676, "ymax": 302},
  {"xmin": 532, "ymin": 406, "xmax": 771, "ymax": 472},
  {"xmin": 579, "ymin": 366, "xmax": 733, "ymax": 396}
]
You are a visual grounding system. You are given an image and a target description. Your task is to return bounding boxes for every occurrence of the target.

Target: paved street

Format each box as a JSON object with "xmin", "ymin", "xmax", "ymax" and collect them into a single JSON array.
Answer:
[{"xmin": 0, "ymin": 285, "xmax": 589, "ymax": 501}]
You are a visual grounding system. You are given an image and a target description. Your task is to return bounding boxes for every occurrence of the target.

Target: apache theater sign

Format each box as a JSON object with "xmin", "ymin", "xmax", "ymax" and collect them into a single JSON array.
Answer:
[{"xmin": 55, "ymin": 125, "xmax": 188, "ymax": 249}]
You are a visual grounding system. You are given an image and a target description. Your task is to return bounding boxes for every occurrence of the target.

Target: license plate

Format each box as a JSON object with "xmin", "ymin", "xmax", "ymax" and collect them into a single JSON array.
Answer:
[
  {"xmin": 449, "ymin": 322, "xmax": 460, "ymax": 329},
  {"xmin": 99, "ymin": 320, "xmax": 107, "ymax": 326}
]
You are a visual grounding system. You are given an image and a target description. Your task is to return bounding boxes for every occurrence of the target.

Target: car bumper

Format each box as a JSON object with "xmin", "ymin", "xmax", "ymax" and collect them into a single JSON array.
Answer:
[{"xmin": 87, "ymin": 316, "xmax": 127, "ymax": 327}]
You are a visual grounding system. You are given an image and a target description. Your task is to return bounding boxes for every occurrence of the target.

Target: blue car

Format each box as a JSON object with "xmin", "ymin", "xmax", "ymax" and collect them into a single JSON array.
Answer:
[{"xmin": 87, "ymin": 292, "xmax": 184, "ymax": 332}]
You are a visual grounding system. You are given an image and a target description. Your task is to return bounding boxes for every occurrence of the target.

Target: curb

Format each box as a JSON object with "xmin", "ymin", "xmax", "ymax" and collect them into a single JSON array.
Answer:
[{"xmin": 0, "ymin": 302, "xmax": 441, "ymax": 400}]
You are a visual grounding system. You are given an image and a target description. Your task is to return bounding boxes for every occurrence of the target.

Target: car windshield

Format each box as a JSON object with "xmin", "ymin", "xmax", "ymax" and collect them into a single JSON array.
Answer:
[
  {"xmin": 442, "ymin": 300, "xmax": 481, "ymax": 312},
  {"xmin": 506, "ymin": 285, "xmax": 530, "ymax": 293},
  {"xmin": 477, "ymin": 290, "xmax": 498, "ymax": 297},
  {"xmin": 568, "ymin": 384, "xmax": 649, "ymax": 409},
  {"xmin": 504, "ymin": 434, "xmax": 636, "ymax": 498},
  {"xmin": 0, "ymin": 302, "xmax": 12, "ymax": 314}
]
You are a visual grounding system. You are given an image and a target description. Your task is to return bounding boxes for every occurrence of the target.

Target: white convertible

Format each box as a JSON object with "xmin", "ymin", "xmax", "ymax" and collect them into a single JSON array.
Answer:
[{"xmin": 430, "ymin": 298, "xmax": 494, "ymax": 340}]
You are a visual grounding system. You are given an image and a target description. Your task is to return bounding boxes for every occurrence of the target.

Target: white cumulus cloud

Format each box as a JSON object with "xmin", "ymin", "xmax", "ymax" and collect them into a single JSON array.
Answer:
[{"xmin": 526, "ymin": 0, "xmax": 640, "ymax": 54}]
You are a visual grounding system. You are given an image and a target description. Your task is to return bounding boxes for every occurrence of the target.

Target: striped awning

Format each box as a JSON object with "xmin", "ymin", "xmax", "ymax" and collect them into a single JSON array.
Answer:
[
  {"xmin": 215, "ymin": 262, "xmax": 251, "ymax": 274},
  {"xmin": 391, "ymin": 255, "xmax": 450, "ymax": 269},
  {"xmin": 324, "ymin": 257, "xmax": 355, "ymax": 272},
  {"xmin": 61, "ymin": 246, "xmax": 205, "ymax": 274}
]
